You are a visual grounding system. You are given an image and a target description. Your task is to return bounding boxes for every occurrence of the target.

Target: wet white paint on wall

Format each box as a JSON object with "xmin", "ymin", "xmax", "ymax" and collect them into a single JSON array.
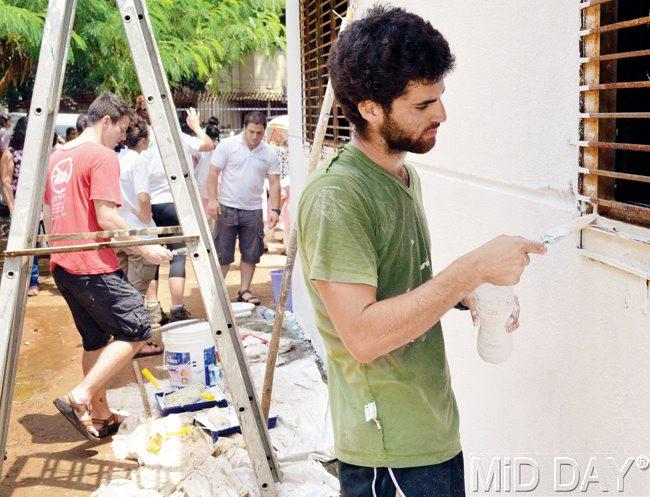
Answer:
[{"xmin": 286, "ymin": 0, "xmax": 650, "ymax": 494}]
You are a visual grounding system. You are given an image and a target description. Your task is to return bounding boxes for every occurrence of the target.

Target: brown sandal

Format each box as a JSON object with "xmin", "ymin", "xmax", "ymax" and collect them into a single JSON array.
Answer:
[
  {"xmin": 53, "ymin": 393, "xmax": 100, "ymax": 442},
  {"xmin": 92, "ymin": 413, "xmax": 124, "ymax": 438},
  {"xmin": 134, "ymin": 340, "xmax": 163, "ymax": 358},
  {"xmin": 237, "ymin": 289, "xmax": 261, "ymax": 306}
]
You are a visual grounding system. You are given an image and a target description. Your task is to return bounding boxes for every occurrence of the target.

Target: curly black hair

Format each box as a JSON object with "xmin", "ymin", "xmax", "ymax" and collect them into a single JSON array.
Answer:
[{"xmin": 328, "ymin": 5, "xmax": 455, "ymax": 137}]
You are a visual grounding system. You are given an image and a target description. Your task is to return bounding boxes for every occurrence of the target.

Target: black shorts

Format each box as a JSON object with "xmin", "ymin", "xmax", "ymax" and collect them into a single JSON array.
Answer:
[
  {"xmin": 339, "ymin": 452, "xmax": 465, "ymax": 497},
  {"xmin": 53, "ymin": 266, "xmax": 152, "ymax": 351},
  {"xmin": 214, "ymin": 204, "xmax": 264, "ymax": 265}
]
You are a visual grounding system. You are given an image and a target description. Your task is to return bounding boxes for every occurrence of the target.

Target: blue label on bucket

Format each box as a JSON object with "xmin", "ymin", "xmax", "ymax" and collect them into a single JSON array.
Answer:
[
  {"xmin": 204, "ymin": 346, "xmax": 216, "ymax": 385},
  {"xmin": 165, "ymin": 351, "xmax": 191, "ymax": 386},
  {"xmin": 166, "ymin": 351, "xmax": 190, "ymax": 366}
]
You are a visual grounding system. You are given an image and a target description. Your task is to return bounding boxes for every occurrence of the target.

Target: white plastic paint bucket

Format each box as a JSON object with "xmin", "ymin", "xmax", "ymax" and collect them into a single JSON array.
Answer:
[{"xmin": 161, "ymin": 320, "xmax": 219, "ymax": 388}]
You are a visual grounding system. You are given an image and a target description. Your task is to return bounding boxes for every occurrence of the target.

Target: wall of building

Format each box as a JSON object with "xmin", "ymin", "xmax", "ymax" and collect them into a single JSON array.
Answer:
[
  {"xmin": 220, "ymin": 50, "xmax": 287, "ymax": 94},
  {"xmin": 287, "ymin": 1, "xmax": 650, "ymax": 493}
]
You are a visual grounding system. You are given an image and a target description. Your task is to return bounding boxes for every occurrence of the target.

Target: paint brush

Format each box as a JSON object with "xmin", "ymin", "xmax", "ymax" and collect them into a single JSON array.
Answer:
[{"xmin": 539, "ymin": 213, "xmax": 598, "ymax": 245}]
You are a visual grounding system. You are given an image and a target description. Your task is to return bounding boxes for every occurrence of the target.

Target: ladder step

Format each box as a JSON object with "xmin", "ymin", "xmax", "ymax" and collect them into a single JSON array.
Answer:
[
  {"xmin": 3, "ymin": 235, "xmax": 199, "ymax": 257},
  {"xmin": 38, "ymin": 226, "xmax": 182, "ymax": 242}
]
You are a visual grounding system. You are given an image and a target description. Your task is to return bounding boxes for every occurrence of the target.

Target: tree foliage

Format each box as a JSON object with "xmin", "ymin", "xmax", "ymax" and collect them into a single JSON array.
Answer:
[{"xmin": 0, "ymin": 0, "xmax": 285, "ymax": 104}]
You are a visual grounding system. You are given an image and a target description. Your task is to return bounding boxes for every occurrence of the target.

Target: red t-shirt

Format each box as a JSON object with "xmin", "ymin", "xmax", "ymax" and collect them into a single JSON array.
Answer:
[{"xmin": 44, "ymin": 142, "xmax": 122, "ymax": 274}]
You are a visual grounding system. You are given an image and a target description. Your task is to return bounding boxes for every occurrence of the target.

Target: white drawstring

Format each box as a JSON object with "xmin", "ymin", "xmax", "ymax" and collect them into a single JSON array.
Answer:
[
  {"xmin": 372, "ymin": 467, "xmax": 379, "ymax": 497},
  {"xmin": 388, "ymin": 467, "xmax": 408, "ymax": 497}
]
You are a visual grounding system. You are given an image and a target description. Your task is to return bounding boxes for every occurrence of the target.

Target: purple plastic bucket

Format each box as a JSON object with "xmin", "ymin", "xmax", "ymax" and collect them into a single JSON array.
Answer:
[{"xmin": 270, "ymin": 269, "xmax": 292, "ymax": 312}]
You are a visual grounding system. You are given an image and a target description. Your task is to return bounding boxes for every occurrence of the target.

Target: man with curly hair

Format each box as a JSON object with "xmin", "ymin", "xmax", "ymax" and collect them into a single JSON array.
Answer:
[{"xmin": 297, "ymin": 6, "xmax": 547, "ymax": 496}]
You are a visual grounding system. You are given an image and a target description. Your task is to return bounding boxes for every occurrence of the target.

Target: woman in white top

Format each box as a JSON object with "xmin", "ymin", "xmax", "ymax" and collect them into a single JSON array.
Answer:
[
  {"xmin": 115, "ymin": 116, "xmax": 158, "ymax": 295},
  {"xmin": 136, "ymin": 103, "xmax": 214, "ymax": 324},
  {"xmin": 193, "ymin": 116, "xmax": 221, "ymax": 221}
]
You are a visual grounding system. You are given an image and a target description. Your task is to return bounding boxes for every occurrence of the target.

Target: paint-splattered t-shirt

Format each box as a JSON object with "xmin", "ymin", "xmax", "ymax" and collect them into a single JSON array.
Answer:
[{"xmin": 297, "ymin": 144, "xmax": 461, "ymax": 468}]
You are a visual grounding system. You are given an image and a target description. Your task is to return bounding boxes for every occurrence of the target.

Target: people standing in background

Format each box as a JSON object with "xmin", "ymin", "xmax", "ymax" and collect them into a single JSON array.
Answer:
[
  {"xmin": 0, "ymin": 115, "xmax": 11, "ymax": 213},
  {"xmin": 0, "ymin": 115, "xmax": 11, "ymax": 155},
  {"xmin": 206, "ymin": 111, "xmax": 281, "ymax": 305},
  {"xmin": 193, "ymin": 116, "xmax": 220, "ymax": 225},
  {"xmin": 142, "ymin": 106, "xmax": 215, "ymax": 325},
  {"xmin": 66, "ymin": 127, "xmax": 78, "ymax": 142},
  {"xmin": 45, "ymin": 92, "xmax": 171, "ymax": 441},
  {"xmin": 114, "ymin": 117, "xmax": 162, "ymax": 349},
  {"xmin": 0, "ymin": 116, "xmax": 40, "ymax": 296}
]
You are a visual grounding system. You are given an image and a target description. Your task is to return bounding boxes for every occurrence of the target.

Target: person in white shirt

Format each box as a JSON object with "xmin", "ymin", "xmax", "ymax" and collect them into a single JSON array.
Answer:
[
  {"xmin": 193, "ymin": 116, "xmax": 220, "ymax": 220},
  {"xmin": 206, "ymin": 111, "xmax": 281, "ymax": 305},
  {"xmin": 140, "ymin": 107, "xmax": 215, "ymax": 323},
  {"xmin": 115, "ymin": 116, "xmax": 158, "ymax": 299}
]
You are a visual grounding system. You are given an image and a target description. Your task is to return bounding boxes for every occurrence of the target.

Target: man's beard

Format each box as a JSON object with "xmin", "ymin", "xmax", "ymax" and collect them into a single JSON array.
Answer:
[{"xmin": 379, "ymin": 113, "xmax": 439, "ymax": 154}]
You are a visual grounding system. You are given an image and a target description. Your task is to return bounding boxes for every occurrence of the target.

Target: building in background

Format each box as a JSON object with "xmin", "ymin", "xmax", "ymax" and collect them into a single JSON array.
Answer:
[
  {"xmin": 177, "ymin": 50, "xmax": 288, "ymax": 134},
  {"xmin": 287, "ymin": 1, "xmax": 650, "ymax": 494}
]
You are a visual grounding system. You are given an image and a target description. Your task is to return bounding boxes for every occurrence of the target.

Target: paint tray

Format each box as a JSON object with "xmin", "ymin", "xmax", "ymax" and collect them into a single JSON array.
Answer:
[
  {"xmin": 155, "ymin": 385, "xmax": 228, "ymax": 416},
  {"xmin": 193, "ymin": 406, "xmax": 278, "ymax": 442}
]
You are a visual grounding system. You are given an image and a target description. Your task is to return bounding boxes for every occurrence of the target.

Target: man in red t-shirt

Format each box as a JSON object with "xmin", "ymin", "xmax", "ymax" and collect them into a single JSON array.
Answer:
[{"xmin": 44, "ymin": 92, "xmax": 171, "ymax": 441}]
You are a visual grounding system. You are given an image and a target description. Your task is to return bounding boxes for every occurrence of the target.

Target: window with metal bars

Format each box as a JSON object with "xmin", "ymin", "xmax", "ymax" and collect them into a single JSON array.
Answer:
[
  {"xmin": 300, "ymin": 0, "xmax": 352, "ymax": 146},
  {"xmin": 579, "ymin": 0, "xmax": 650, "ymax": 227}
]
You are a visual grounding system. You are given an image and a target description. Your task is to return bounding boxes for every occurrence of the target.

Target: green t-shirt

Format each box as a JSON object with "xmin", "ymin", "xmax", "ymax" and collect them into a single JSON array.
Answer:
[{"xmin": 297, "ymin": 144, "xmax": 461, "ymax": 468}]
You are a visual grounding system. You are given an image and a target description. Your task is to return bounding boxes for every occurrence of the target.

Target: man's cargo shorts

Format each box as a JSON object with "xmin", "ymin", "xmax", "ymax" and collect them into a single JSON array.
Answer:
[
  {"xmin": 214, "ymin": 204, "xmax": 265, "ymax": 265},
  {"xmin": 53, "ymin": 266, "xmax": 152, "ymax": 351}
]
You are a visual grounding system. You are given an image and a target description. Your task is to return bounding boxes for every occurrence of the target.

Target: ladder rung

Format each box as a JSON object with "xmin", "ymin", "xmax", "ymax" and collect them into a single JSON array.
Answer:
[
  {"xmin": 3, "ymin": 235, "xmax": 199, "ymax": 258},
  {"xmin": 37, "ymin": 226, "xmax": 182, "ymax": 242}
]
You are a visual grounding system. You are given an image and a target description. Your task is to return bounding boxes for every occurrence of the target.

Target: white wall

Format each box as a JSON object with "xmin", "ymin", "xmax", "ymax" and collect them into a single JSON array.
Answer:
[
  {"xmin": 287, "ymin": 1, "xmax": 650, "ymax": 493},
  {"xmin": 220, "ymin": 50, "xmax": 287, "ymax": 93}
]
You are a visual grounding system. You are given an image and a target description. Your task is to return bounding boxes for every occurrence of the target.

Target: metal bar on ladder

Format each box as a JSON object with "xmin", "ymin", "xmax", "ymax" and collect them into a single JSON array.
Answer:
[
  {"xmin": 4, "ymin": 235, "xmax": 198, "ymax": 257},
  {"xmin": 116, "ymin": 1, "xmax": 280, "ymax": 494},
  {"xmin": 37, "ymin": 225, "xmax": 183, "ymax": 242},
  {"xmin": 0, "ymin": 0, "xmax": 79, "ymax": 472}
]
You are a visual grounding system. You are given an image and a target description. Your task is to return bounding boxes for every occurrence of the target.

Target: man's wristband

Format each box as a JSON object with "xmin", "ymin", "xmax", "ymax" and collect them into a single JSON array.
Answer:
[
  {"xmin": 271, "ymin": 208, "xmax": 281, "ymax": 215},
  {"xmin": 454, "ymin": 302, "xmax": 470, "ymax": 311}
]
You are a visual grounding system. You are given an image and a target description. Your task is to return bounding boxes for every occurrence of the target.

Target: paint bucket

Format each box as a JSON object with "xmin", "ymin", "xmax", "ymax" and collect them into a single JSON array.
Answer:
[
  {"xmin": 270, "ymin": 268, "xmax": 292, "ymax": 312},
  {"xmin": 162, "ymin": 321, "xmax": 219, "ymax": 388}
]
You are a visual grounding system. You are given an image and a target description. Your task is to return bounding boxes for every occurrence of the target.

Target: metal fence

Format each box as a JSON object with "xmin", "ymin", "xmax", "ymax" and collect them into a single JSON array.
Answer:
[{"xmin": 174, "ymin": 91, "xmax": 287, "ymax": 136}]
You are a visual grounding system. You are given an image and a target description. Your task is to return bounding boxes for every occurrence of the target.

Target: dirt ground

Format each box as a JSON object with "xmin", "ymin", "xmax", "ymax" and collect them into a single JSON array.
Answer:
[{"xmin": 0, "ymin": 238, "xmax": 288, "ymax": 497}]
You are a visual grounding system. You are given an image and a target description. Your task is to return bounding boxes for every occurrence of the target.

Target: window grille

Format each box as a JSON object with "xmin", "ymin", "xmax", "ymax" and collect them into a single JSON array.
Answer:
[
  {"xmin": 579, "ymin": 0, "xmax": 650, "ymax": 227},
  {"xmin": 300, "ymin": 0, "xmax": 352, "ymax": 146}
]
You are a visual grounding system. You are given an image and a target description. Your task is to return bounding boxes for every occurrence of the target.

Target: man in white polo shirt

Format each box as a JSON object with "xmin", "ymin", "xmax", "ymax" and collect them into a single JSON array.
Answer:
[{"xmin": 207, "ymin": 111, "xmax": 281, "ymax": 305}]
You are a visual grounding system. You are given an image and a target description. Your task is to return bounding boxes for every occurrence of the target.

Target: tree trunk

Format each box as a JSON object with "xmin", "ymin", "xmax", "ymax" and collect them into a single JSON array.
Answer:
[{"xmin": 0, "ymin": 58, "xmax": 19, "ymax": 99}]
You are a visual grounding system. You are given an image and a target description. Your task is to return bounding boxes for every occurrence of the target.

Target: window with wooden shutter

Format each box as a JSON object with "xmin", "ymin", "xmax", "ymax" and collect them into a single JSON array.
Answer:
[
  {"xmin": 300, "ymin": 0, "xmax": 352, "ymax": 146},
  {"xmin": 579, "ymin": 0, "xmax": 650, "ymax": 227}
]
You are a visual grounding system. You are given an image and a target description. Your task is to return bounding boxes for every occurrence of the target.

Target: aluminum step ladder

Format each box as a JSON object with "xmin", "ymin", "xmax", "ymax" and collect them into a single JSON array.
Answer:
[{"xmin": 0, "ymin": 1, "xmax": 279, "ymax": 494}]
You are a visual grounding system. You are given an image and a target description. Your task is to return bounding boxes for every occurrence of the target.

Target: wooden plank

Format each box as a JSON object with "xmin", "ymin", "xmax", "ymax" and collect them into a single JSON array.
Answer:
[
  {"xmin": 580, "ymin": 5, "xmax": 601, "ymax": 201},
  {"xmin": 38, "ymin": 225, "xmax": 182, "ymax": 242}
]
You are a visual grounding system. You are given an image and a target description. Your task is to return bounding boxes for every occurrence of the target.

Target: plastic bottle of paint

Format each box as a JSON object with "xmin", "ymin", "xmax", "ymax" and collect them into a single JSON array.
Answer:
[
  {"xmin": 257, "ymin": 306, "xmax": 276, "ymax": 322},
  {"xmin": 474, "ymin": 283, "xmax": 516, "ymax": 364}
]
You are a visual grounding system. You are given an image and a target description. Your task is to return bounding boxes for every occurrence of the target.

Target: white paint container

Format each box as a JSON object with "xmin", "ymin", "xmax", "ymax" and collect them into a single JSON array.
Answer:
[
  {"xmin": 162, "ymin": 321, "xmax": 218, "ymax": 388},
  {"xmin": 475, "ymin": 284, "xmax": 515, "ymax": 364}
]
